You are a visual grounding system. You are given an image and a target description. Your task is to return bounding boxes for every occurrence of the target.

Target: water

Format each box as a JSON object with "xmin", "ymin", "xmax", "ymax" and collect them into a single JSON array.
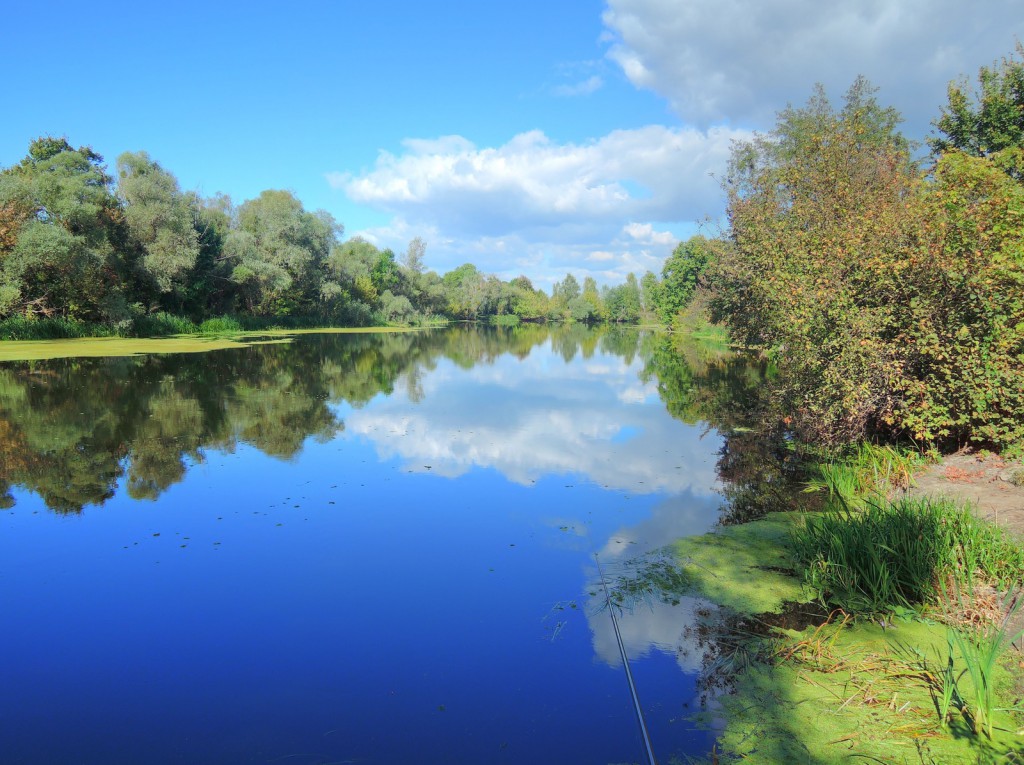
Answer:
[{"xmin": 0, "ymin": 326, "xmax": 741, "ymax": 764}]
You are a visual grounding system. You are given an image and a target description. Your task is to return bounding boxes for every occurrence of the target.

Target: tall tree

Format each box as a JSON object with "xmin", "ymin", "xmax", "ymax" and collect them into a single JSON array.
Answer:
[
  {"xmin": 225, "ymin": 190, "xmax": 340, "ymax": 316},
  {"xmin": 0, "ymin": 137, "xmax": 128, "ymax": 320},
  {"xmin": 117, "ymin": 151, "xmax": 200, "ymax": 301},
  {"xmin": 659, "ymin": 236, "xmax": 718, "ymax": 323},
  {"xmin": 402, "ymin": 236, "xmax": 426, "ymax": 274},
  {"xmin": 931, "ymin": 43, "xmax": 1024, "ymax": 179}
]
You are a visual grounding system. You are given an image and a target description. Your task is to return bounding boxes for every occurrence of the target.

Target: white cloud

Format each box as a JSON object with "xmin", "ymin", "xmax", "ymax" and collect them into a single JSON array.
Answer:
[
  {"xmin": 623, "ymin": 222, "xmax": 675, "ymax": 246},
  {"xmin": 331, "ymin": 125, "xmax": 746, "ymax": 282},
  {"xmin": 552, "ymin": 75, "xmax": 604, "ymax": 97},
  {"xmin": 602, "ymin": 0, "xmax": 1024, "ymax": 132}
]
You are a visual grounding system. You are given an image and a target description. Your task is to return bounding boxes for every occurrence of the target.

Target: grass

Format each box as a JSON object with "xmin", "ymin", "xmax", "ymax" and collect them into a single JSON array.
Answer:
[
  {"xmin": 791, "ymin": 496, "xmax": 1024, "ymax": 614},
  {"xmin": 630, "ymin": 489, "xmax": 1024, "ymax": 762},
  {"xmin": 707, "ymin": 616, "xmax": 1023, "ymax": 764},
  {"xmin": 804, "ymin": 441, "xmax": 927, "ymax": 509}
]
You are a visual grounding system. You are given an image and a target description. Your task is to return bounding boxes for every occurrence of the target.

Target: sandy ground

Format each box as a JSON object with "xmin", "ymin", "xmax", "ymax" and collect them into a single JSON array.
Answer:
[
  {"xmin": 911, "ymin": 452, "xmax": 1024, "ymax": 538},
  {"xmin": 908, "ymin": 452, "xmax": 1024, "ymax": 655}
]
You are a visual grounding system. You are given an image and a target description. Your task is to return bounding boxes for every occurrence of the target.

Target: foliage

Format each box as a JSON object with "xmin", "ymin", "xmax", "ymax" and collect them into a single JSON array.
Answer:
[
  {"xmin": 0, "ymin": 137, "xmax": 129, "ymax": 321},
  {"xmin": 658, "ymin": 235, "xmax": 720, "ymax": 323},
  {"xmin": 226, "ymin": 190, "xmax": 340, "ymax": 316},
  {"xmin": 131, "ymin": 311, "xmax": 198, "ymax": 337},
  {"xmin": 117, "ymin": 151, "xmax": 200, "ymax": 298},
  {"xmin": 713, "ymin": 75, "xmax": 1024, "ymax": 451},
  {"xmin": 931, "ymin": 42, "xmax": 1024, "ymax": 180},
  {"xmin": 804, "ymin": 442, "xmax": 926, "ymax": 508}
]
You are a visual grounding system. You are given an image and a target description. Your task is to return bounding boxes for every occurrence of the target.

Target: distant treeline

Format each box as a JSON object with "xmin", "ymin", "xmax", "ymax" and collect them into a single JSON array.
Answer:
[
  {"xmin": 0, "ymin": 141, "xmax": 674, "ymax": 335},
  {"xmin": 672, "ymin": 46, "xmax": 1024, "ymax": 452}
]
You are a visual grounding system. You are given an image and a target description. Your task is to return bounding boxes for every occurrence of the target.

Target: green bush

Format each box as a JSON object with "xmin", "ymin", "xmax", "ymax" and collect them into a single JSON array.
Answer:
[
  {"xmin": 198, "ymin": 316, "xmax": 243, "ymax": 333},
  {"xmin": 131, "ymin": 312, "xmax": 197, "ymax": 337},
  {"xmin": 489, "ymin": 313, "xmax": 520, "ymax": 327},
  {"xmin": 0, "ymin": 316, "xmax": 104, "ymax": 340}
]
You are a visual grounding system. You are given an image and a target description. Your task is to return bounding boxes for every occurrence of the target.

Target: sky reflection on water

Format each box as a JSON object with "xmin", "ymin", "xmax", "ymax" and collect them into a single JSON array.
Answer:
[{"xmin": 0, "ymin": 327, "xmax": 730, "ymax": 764}]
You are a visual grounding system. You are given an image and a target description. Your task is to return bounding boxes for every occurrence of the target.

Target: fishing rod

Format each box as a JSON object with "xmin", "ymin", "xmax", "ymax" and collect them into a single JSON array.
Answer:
[{"xmin": 594, "ymin": 553, "xmax": 658, "ymax": 765}]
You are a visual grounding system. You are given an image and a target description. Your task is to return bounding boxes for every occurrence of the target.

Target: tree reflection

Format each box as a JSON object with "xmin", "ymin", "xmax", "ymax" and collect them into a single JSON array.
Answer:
[
  {"xmin": 0, "ymin": 328, "xmax": 584, "ymax": 513},
  {"xmin": 640, "ymin": 333, "xmax": 817, "ymax": 524}
]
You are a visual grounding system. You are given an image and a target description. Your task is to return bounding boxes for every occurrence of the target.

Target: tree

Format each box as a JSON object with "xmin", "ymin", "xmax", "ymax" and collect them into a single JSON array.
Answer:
[
  {"xmin": 639, "ymin": 271, "xmax": 661, "ymax": 318},
  {"xmin": 402, "ymin": 236, "xmax": 426, "ymax": 274},
  {"xmin": 715, "ymin": 78, "xmax": 921, "ymax": 444},
  {"xmin": 931, "ymin": 43, "xmax": 1024, "ymax": 179},
  {"xmin": 117, "ymin": 151, "xmax": 200, "ymax": 300},
  {"xmin": 659, "ymin": 236, "xmax": 717, "ymax": 323},
  {"xmin": 0, "ymin": 137, "xmax": 128, "ymax": 320},
  {"xmin": 226, "ymin": 190, "xmax": 340, "ymax": 315},
  {"xmin": 555, "ymin": 272, "xmax": 581, "ymax": 302},
  {"xmin": 581, "ymin": 276, "xmax": 606, "ymax": 321},
  {"xmin": 605, "ymin": 273, "xmax": 642, "ymax": 323}
]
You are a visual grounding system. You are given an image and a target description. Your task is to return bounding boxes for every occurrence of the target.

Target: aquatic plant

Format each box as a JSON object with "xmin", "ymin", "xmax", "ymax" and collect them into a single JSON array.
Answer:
[{"xmin": 792, "ymin": 496, "xmax": 1024, "ymax": 613}]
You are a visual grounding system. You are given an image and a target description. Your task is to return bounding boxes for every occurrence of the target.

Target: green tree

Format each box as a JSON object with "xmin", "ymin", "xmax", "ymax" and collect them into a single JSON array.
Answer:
[
  {"xmin": 714, "ymin": 79, "xmax": 919, "ymax": 443},
  {"xmin": 605, "ymin": 272, "xmax": 642, "ymax": 323},
  {"xmin": 117, "ymin": 151, "xmax": 200, "ymax": 300},
  {"xmin": 0, "ymin": 137, "xmax": 128, "ymax": 320},
  {"xmin": 226, "ymin": 190, "xmax": 340, "ymax": 316},
  {"xmin": 659, "ymin": 236, "xmax": 716, "ymax": 323},
  {"xmin": 931, "ymin": 43, "xmax": 1024, "ymax": 179}
]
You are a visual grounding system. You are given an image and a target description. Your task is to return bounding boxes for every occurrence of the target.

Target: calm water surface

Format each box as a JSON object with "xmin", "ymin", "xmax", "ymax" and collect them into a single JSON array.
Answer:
[{"xmin": 0, "ymin": 326, "xmax": 749, "ymax": 764}]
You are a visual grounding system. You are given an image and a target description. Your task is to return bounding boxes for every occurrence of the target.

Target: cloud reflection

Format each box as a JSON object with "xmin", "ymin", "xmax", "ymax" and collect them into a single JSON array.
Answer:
[{"xmin": 344, "ymin": 343, "xmax": 722, "ymax": 496}]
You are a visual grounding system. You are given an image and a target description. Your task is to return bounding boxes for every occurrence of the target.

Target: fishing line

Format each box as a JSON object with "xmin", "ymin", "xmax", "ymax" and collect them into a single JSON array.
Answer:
[{"xmin": 594, "ymin": 553, "xmax": 658, "ymax": 765}]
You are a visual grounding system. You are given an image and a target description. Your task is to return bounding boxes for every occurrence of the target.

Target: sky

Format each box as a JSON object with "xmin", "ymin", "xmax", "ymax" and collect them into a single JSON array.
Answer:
[{"xmin": 3, "ymin": 0, "xmax": 1022, "ymax": 290}]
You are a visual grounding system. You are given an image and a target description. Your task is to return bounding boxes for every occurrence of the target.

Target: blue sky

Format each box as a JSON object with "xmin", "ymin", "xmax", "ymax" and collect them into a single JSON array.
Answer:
[{"xmin": 3, "ymin": 1, "xmax": 1022, "ymax": 288}]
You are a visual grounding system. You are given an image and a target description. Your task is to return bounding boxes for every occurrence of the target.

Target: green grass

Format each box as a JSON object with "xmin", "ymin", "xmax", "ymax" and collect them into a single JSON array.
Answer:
[
  {"xmin": 804, "ymin": 442, "xmax": 927, "ymax": 509},
  {"xmin": 791, "ymin": 496, "xmax": 1024, "ymax": 614},
  {"xmin": 0, "ymin": 316, "xmax": 113, "ymax": 340},
  {"xmin": 708, "ymin": 617, "xmax": 1023, "ymax": 764}
]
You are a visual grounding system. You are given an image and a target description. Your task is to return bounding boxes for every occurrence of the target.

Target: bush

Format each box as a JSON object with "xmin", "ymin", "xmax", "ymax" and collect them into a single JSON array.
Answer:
[
  {"xmin": 131, "ymin": 312, "xmax": 197, "ymax": 337},
  {"xmin": 489, "ymin": 313, "xmax": 520, "ymax": 327},
  {"xmin": 198, "ymin": 316, "xmax": 243, "ymax": 333},
  {"xmin": 0, "ymin": 316, "xmax": 105, "ymax": 340}
]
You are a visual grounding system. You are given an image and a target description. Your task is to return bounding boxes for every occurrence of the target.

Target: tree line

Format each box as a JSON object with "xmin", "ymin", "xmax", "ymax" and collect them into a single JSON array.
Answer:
[
  {"xmin": 0, "ymin": 141, "xmax": 663, "ymax": 332},
  {"xmin": 664, "ymin": 46, "xmax": 1024, "ymax": 452}
]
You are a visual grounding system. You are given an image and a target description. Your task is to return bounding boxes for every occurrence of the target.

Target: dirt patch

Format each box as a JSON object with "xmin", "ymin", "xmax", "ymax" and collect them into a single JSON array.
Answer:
[
  {"xmin": 910, "ymin": 452, "xmax": 1024, "ymax": 539},
  {"xmin": 909, "ymin": 451, "xmax": 1024, "ymax": 657}
]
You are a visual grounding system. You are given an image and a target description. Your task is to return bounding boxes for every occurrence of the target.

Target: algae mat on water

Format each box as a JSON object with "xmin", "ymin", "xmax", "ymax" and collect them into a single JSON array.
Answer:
[
  {"xmin": 0, "ymin": 327, "xmax": 417, "ymax": 362},
  {"xmin": 713, "ymin": 618, "xmax": 1023, "ymax": 764},
  {"xmin": 653, "ymin": 514, "xmax": 1023, "ymax": 762}
]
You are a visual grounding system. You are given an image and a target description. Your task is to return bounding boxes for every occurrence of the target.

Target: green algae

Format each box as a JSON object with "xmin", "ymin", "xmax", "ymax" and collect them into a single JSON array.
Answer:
[
  {"xmin": 665, "ymin": 513, "xmax": 808, "ymax": 615},
  {"xmin": 712, "ymin": 617, "xmax": 1023, "ymax": 764},
  {"xmin": 640, "ymin": 512, "xmax": 1024, "ymax": 763},
  {"xmin": 0, "ymin": 327, "xmax": 421, "ymax": 362}
]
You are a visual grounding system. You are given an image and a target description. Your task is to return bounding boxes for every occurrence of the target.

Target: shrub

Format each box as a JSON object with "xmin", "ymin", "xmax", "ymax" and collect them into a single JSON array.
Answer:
[
  {"xmin": 198, "ymin": 316, "xmax": 243, "ymax": 333},
  {"xmin": 131, "ymin": 312, "xmax": 197, "ymax": 337}
]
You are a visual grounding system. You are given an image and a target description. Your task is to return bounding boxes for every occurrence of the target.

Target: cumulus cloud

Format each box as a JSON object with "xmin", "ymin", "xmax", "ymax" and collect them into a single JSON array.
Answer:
[
  {"xmin": 332, "ymin": 125, "xmax": 746, "ymax": 282},
  {"xmin": 623, "ymin": 222, "xmax": 675, "ymax": 246},
  {"xmin": 602, "ymin": 0, "xmax": 1024, "ymax": 132},
  {"xmin": 336, "ymin": 126, "xmax": 743, "ymax": 232}
]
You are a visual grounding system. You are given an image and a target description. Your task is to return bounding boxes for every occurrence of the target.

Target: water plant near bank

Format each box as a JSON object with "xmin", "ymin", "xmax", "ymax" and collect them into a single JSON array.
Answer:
[{"xmin": 791, "ymin": 496, "xmax": 1024, "ymax": 613}]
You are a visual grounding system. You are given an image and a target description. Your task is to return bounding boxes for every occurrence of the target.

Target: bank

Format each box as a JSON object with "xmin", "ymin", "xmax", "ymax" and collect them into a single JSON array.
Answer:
[{"xmin": 639, "ymin": 466, "xmax": 1024, "ymax": 764}]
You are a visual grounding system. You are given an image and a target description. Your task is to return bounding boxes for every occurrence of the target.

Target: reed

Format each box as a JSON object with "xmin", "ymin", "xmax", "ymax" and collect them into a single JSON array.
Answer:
[{"xmin": 791, "ymin": 496, "xmax": 1024, "ymax": 613}]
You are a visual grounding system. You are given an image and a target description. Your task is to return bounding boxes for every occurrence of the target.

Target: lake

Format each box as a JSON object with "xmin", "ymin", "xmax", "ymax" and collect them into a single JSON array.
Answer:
[{"xmin": 0, "ymin": 325, "xmax": 758, "ymax": 764}]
